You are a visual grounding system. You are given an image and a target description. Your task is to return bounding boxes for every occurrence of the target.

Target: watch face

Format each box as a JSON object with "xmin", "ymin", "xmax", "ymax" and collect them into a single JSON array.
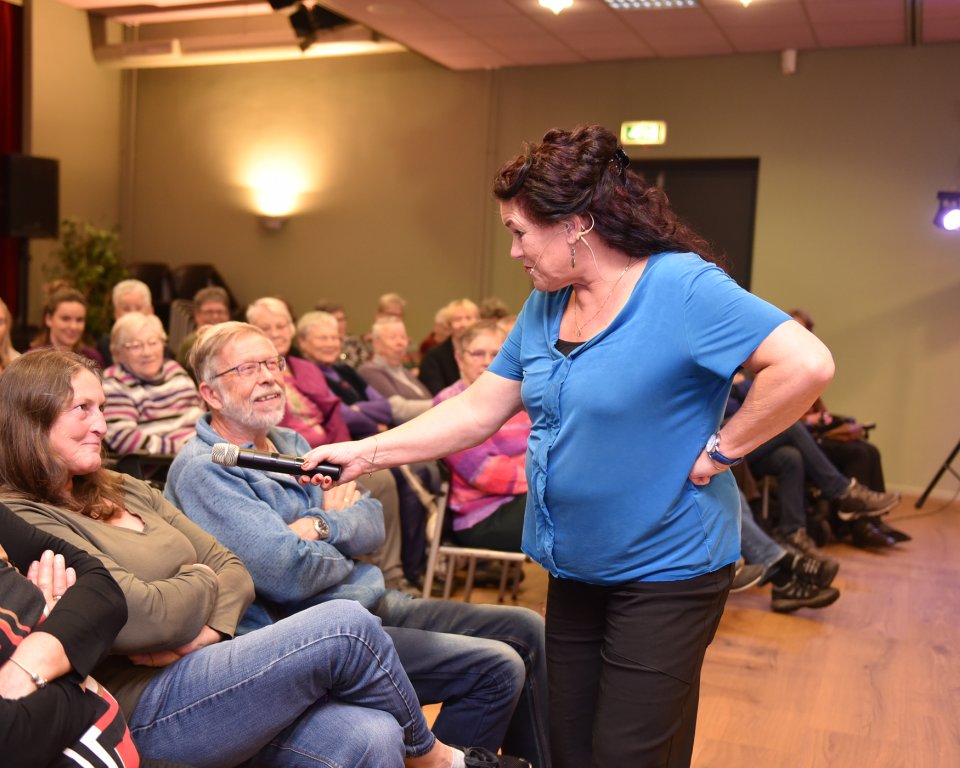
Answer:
[
  {"xmin": 706, "ymin": 433, "xmax": 720, "ymax": 453},
  {"xmin": 314, "ymin": 518, "xmax": 329, "ymax": 539}
]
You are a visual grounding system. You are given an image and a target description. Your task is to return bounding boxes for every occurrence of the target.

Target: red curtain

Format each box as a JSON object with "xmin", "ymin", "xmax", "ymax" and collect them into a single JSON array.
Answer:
[{"xmin": 1, "ymin": 1, "xmax": 24, "ymax": 316}]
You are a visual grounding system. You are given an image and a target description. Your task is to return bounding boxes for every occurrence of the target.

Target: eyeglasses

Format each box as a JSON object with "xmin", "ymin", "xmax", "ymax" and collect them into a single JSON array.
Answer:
[
  {"xmin": 122, "ymin": 337, "xmax": 165, "ymax": 353},
  {"xmin": 463, "ymin": 349, "xmax": 499, "ymax": 361},
  {"xmin": 214, "ymin": 355, "xmax": 286, "ymax": 379}
]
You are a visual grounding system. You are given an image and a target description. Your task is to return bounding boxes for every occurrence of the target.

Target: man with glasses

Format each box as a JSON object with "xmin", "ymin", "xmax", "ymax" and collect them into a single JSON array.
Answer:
[{"xmin": 164, "ymin": 322, "xmax": 550, "ymax": 768}]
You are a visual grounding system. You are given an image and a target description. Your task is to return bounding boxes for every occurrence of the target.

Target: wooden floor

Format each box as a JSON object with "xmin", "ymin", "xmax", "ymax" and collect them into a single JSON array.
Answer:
[{"xmin": 438, "ymin": 493, "xmax": 960, "ymax": 767}]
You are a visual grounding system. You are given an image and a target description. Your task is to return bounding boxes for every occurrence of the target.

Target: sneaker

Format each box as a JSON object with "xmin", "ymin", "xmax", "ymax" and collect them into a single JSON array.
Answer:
[
  {"xmin": 791, "ymin": 553, "xmax": 839, "ymax": 589},
  {"xmin": 771, "ymin": 577, "xmax": 841, "ymax": 613},
  {"xmin": 784, "ymin": 527, "xmax": 830, "ymax": 561},
  {"xmin": 459, "ymin": 747, "xmax": 532, "ymax": 767},
  {"xmin": 730, "ymin": 561, "xmax": 766, "ymax": 592},
  {"xmin": 835, "ymin": 479, "xmax": 900, "ymax": 520}
]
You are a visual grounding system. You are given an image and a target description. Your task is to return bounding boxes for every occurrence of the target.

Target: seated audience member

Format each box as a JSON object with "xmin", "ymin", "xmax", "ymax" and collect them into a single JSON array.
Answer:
[
  {"xmin": 735, "ymin": 492, "xmax": 840, "ymax": 613},
  {"xmin": 297, "ymin": 311, "xmax": 440, "ymax": 584},
  {"xmin": 728, "ymin": 379, "xmax": 900, "ymax": 554},
  {"xmin": 0, "ymin": 297, "xmax": 20, "ymax": 374},
  {"xmin": 479, "ymin": 296, "xmax": 510, "ymax": 321},
  {"xmin": 377, "ymin": 291, "xmax": 407, "ymax": 321},
  {"xmin": 164, "ymin": 323, "xmax": 549, "ymax": 768},
  {"xmin": 176, "ymin": 286, "xmax": 231, "ymax": 368},
  {"xmin": 788, "ymin": 308, "xmax": 908, "ymax": 545},
  {"xmin": 419, "ymin": 298, "xmax": 480, "ymax": 395},
  {"xmin": 360, "ymin": 316, "xmax": 434, "ymax": 420},
  {"xmin": 418, "ymin": 305, "xmax": 451, "ymax": 362},
  {"xmin": 0, "ymin": 349, "xmax": 510, "ymax": 768},
  {"xmin": 297, "ymin": 310, "xmax": 393, "ymax": 439},
  {"xmin": 102, "ymin": 312, "xmax": 204, "ymax": 456},
  {"xmin": 1, "ymin": 503, "xmax": 136, "ymax": 768},
  {"xmin": 98, "ymin": 279, "xmax": 155, "ymax": 366},
  {"xmin": 31, "ymin": 286, "xmax": 103, "ymax": 366},
  {"xmin": 434, "ymin": 320, "xmax": 530, "ymax": 552},
  {"xmin": 315, "ymin": 299, "xmax": 370, "ymax": 368},
  {"xmin": 246, "ymin": 301, "xmax": 404, "ymax": 585}
]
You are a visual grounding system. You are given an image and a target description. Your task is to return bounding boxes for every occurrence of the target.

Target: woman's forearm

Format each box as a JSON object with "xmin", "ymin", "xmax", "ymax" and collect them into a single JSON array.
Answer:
[
  {"xmin": 721, "ymin": 320, "xmax": 835, "ymax": 458},
  {"xmin": 0, "ymin": 632, "xmax": 70, "ymax": 699},
  {"xmin": 304, "ymin": 372, "xmax": 522, "ymax": 483}
]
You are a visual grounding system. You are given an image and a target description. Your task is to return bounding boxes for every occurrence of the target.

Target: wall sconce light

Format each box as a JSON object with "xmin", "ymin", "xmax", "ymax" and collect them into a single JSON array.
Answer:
[
  {"xmin": 258, "ymin": 214, "xmax": 288, "ymax": 231},
  {"xmin": 620, "ymin": 121, "xmax": 667, "ymax": 146},
  {"xmin": 934, "ymin": 191, "xmax": 960, "ymax": 231},
  {"xmin": 247, "ymin": 158, "xmax": 307, "ymax": 232},
  {"xmin": 539, "ymin": 0, "xmax": 574, "ymax": 14}
]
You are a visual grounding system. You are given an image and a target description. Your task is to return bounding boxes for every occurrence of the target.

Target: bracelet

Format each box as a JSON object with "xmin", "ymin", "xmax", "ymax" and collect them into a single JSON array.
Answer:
[
  {"xmin": 366, "ymin": 436, "xmax": 379, "ymax": 476},
  {"xmin": 7, "ymin": 657, "xmax": 48, "ymax": 689}
]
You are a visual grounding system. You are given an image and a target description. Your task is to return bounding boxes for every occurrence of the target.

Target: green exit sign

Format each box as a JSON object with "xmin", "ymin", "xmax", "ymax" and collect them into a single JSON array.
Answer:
[{"xmin": 621, "ymin": 121, "xmax": 667, "ymax": 146}]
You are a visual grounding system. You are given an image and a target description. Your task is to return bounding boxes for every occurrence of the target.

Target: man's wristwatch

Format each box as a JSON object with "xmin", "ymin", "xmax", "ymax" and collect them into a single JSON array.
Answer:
[
  {"xmin": 705, "ymin": 432, "xmax": 744, "ymax": 467},
  {"xmin": 313, "ymin": 517, "xmax": 330, "ymax": 541}
]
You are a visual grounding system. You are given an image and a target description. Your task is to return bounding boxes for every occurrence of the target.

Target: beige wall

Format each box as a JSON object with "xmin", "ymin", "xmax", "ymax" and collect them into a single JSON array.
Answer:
[
  {"xmin": 126, "ymin": 54, "xmax": 495, "ymax": 330},
  {"xmin": 25, "ymin": 0, "xmax": 122, "ymax": 317},
  {"xmin": 27, "ymin": 18, "xmax": 959, "ymax": 493}
]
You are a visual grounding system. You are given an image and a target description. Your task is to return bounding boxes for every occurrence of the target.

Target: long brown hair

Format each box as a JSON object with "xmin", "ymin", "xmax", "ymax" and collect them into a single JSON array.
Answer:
[
  {"xmin": 493, "ymin": 124, "xmax": 719, "ymax": 265},
  {"xmin": 0, "ymin": 297, "xmax": 19, "ymax": 370},
  {"xmin": 0, "ymin": 349, "xmax": 124, "ymax": 520}
]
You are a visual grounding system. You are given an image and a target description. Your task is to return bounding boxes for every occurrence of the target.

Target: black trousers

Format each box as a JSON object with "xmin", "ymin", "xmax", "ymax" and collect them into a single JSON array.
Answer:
[
  {"xmin": 545, "ymin": 565, "xmax": 733, "ymax": 768},
  {"xmin": 818, "ymin": 438, "xmax": 886, "ymax": 492}
]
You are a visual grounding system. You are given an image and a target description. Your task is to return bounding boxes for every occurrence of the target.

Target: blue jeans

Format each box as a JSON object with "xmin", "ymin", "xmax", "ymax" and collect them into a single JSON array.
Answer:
[
  {"xmin": 375, "ymin": 590, "xmax": 550, "ymax": 768},
  {"xmin": 747, "ymin": 422, "xmax": 850, "ymax": 536},
  {"xmin": 738, "ymin": 491, "xmax": 786, "ymax": 575},
  {"xmin": 128, "ymin": 600, "xmax": 434, "ymax": 768}
]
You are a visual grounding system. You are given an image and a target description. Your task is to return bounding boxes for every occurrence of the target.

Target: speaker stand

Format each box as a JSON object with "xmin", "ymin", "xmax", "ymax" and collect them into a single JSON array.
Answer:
[{"xmin": 915, "ymin": 437, "xmax": 960, "ymax": 509}]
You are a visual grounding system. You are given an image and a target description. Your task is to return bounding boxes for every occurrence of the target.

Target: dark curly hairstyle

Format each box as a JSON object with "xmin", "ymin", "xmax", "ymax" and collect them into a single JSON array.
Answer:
[{"xmin": 493, "ymin": 125, "xmax": 719, "ymax": 265}]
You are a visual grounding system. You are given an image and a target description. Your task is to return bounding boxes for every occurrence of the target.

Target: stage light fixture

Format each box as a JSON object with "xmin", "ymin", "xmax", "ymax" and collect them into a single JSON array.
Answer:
[
  {"xmin": 933, "ymin": 191, "xmax": 960, "ymax": 231},
  {"xmin": 272, "ymin": 1, "xmax": 352, "ymax": 51}
]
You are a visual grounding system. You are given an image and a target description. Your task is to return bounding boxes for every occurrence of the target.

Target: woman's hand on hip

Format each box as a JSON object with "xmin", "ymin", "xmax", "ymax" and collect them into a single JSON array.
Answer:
[{"xmin": 688, "ymin": 451, "xmax": 725, "ymax": 486}]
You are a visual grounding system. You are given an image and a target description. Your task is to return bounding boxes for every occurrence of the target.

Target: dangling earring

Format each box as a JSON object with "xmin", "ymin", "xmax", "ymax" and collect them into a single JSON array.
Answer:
[{"xmin": 570, "ymin": 244, "xmax": 577, "ymax": 268}]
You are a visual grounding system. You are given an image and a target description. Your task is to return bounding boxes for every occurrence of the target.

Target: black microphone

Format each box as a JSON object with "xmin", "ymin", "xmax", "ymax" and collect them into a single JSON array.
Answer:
[{"xmin": 210, "ymin": 443, "xmax": 342, "ymax": 480}]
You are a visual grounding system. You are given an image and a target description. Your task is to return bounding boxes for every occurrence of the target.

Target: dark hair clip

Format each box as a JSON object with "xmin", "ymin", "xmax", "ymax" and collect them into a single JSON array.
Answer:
[{"xmin": 610, "ymin": 147, "xmax": 629, "ymax": 179}]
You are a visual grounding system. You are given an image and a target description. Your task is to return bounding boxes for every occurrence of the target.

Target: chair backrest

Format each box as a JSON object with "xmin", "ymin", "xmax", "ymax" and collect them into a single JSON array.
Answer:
[
  {"xmin": 167, "ymin": 298, "xmax": 196, "ymax": 363},
  {"xmin": 420, "ymin": 478, "xmax": 527, "ymax": 602},
  {"xmin": 170, "ymin": 264, "xmax": 239, "ymax": 315}
]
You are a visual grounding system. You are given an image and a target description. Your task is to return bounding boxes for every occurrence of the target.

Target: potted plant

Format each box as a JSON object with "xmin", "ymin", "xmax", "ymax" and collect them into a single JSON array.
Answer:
[{"xmin": 43, "ymin": 218, "xmax": 127, "ymax": 340}]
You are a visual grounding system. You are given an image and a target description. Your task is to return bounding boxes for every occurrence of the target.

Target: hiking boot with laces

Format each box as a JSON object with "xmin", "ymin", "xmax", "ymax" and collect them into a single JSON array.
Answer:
[
  {"xmin": 771, "ymin": 577, "xmax": 841, "ymax": 613},
  {"xmin": 791, "ymin": 553, "xmax": 839, "ymax": 588},
  {"xmin": 835, "ymin": 479, "xmax": 900, "ymax": 520},
  {"xmin": 784, "ymin": 527, "xmax": 829, "ymax": 561}
]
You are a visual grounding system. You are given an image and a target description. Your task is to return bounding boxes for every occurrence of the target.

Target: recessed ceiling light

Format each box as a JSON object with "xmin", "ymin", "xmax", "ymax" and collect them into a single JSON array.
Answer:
[
  {"xmin": 604, "ymin": 0, "xmax": 699, "ymax": 9},
  {"xmin": 540, "ymin": 0, "xmax": 574, "ymax": 14}
]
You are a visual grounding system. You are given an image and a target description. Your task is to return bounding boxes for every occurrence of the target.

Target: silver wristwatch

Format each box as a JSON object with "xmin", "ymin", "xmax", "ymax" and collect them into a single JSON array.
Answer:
[{"xmin": 313, "ymin": 517, "xmax": 330, "ymax": 541}]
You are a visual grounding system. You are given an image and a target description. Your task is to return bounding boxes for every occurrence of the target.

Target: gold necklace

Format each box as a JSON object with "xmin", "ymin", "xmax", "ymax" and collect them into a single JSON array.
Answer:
[{"xmin": 573, "ymin": 260, "xmax": 635, "ymax": 337}]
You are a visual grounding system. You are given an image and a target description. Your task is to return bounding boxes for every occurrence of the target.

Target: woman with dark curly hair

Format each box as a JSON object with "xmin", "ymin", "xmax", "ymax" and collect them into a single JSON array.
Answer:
[{"xmin": 302, "ymin": 125, "xmax": 836, "ymax": 767}]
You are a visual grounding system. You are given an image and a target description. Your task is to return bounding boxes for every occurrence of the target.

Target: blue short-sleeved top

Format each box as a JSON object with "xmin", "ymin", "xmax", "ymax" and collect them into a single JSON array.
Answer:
[{"xmin": 487, "ymin": 252, "xmax": 789, "ymax": 585}]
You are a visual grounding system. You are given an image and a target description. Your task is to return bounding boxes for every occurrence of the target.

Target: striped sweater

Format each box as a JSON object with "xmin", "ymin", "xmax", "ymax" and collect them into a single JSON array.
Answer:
[{"xmin": 102, "ymin": 359, "xmax": 204, "ymax": 455}]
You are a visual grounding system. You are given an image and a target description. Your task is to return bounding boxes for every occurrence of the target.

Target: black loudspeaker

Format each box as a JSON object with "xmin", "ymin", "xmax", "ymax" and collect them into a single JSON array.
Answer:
[{"xmin": 0, "ymin": 154, "xmax": 60, "ymax": 239}]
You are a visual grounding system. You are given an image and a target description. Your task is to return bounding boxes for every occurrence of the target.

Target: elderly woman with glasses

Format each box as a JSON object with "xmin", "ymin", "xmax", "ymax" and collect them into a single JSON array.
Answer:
[
  {"xmin": 433, "ymin": 320, "xmax": 531, "ymax": 552},
  {"xmin": 102, "ymin": 312, "xmax": 204, "ymax": 457}
]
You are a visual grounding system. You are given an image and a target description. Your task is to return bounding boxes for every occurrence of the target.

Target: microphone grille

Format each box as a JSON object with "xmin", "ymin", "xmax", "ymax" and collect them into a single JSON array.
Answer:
[{"xmin": 210, "ymin": 443, "xmax": 239, "ymax": 467}]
